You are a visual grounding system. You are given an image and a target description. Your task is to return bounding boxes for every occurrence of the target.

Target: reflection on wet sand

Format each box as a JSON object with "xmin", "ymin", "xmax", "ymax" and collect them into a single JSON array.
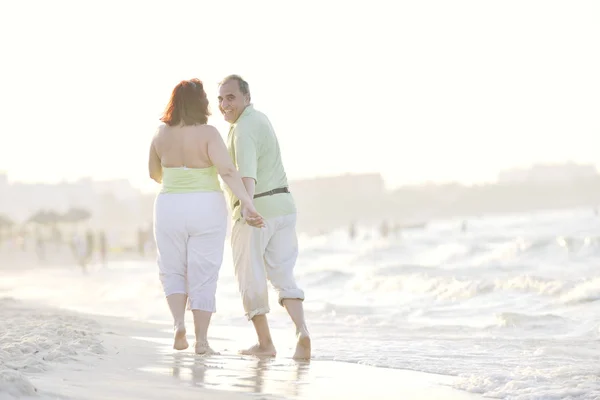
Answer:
[
  {"xmin": 135, "ymin": 332, "xmax": 479, "ymax": 400},
  {"xmin": 166, "ymin": 352, "xmax": 310, "ymax": 398}
]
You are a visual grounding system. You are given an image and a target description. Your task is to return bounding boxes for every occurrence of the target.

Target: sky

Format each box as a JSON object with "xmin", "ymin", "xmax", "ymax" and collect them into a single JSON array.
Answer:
[{"xmin": 0, "ymin": 0, "xmax": 598, "ymax": 192}]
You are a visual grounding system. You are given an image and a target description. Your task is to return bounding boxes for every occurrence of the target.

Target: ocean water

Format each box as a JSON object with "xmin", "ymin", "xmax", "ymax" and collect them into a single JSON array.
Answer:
[{"xmin": 2, "ymin": 207, "xmax": 600, "ymax": 399}]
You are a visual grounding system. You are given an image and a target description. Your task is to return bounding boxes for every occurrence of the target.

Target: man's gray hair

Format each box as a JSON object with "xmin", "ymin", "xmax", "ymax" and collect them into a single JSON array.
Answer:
[{"xmin": 219, "ymin": 74, "xmax": 251, "ymax": 100}]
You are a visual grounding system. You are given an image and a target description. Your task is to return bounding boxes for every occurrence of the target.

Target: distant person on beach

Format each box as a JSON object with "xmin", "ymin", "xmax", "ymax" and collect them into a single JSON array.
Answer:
[
  {"xmin": 35, "ymin": 230, "xmax": 45, "ymax": 262},
  {"xmin": 218, "ymin": 75, "xmax": 311, "ymax": 359},
  {"xmin": 348, "ymin": 222, "xmax": 356, "ymax": 240},
  {"xmin": 149, "ymin": 78, "xmax": 264, "ymax": 355},
  {"xmin": 85, "ymin": 230, "xmax": 95, "ymax": 260},
  {"xmin": 71, "ymin": 233, "xmax": 88, "ymax": 270},
  {"xmin": 98, "ymin": 231, "xmax": 107, "ymax": 266},
  {"xmin": 380, "ymin": 220, "xmax": 389, "ymax": 238}
]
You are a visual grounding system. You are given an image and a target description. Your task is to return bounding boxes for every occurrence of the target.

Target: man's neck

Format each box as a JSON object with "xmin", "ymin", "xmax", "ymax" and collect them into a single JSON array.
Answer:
[{"xmin": 231, "ymin": 104, "xmax": 253, "ymax": 125}]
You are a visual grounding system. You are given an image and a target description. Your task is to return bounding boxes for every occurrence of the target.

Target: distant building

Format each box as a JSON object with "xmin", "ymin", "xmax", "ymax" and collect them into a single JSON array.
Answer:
[
  {"xmin": 92, "ymin": 179, "xmax": 141, "ymax": 201},
  {"xmin": 290, "ymin": 173, "xmax": 385, "ymax": 199},
  {"xmin": 498, "ymin": 162, "xmax": 599, "ymax": 184},
  {"xmin": 289, "ymin": 173, "xmax": 386, "ymax": 233},
  {"xmin": 0, "ymin": 174, "xmax": 147, "ymax": 227}
]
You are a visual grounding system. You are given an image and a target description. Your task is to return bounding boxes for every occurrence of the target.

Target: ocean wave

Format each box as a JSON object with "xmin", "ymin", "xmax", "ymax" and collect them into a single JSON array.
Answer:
[
  {"xmin": 559, "ymin": 277, "xmax": 600, "ymax": 304},
  {"xmin": 297, "ymin": 269, "xmax": 354, "ymax": 285},
  {"xmin": 493, "ymin": 312, "xmax": 568, "ymax": 329},
  {"xmin": 314, "ymin": 335, "xmax": 600, "ymax": 400},
  {"xmin": 345, "ymin": 272, "xmax": 570, "ymax": 299}
]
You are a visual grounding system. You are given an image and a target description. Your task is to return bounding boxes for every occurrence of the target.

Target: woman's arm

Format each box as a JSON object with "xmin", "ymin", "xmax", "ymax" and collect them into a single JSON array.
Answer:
[
  {"xmin": 206, "ymin": 126, "xmax": 253, "ymax": 207},
  {"xmin": 148, "ymin": 138, "xmax": 162, "ymax": 184}
]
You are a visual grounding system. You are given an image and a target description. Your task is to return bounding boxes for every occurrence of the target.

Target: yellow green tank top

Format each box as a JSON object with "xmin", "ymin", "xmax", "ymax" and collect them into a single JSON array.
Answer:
[{"xmin": 161, "ymin": 166, "xmax": 221, "ymax": 194}]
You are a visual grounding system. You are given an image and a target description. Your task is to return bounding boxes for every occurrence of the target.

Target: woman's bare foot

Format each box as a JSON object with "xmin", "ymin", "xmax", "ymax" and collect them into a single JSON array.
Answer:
[
  {"xmin": 173, "ymin": 324, "xmax": 189, "ymax": 351},
  {"xmin": 292, "ymin": 330, "xmax": 311, "ymax": 360},
  {"xmin": 195, "ymin": 341, "xmax": 219, "ymax": 356},
  {"xmin": 239, "ymin": 343, "xmax": 277, "ymax": 357}
]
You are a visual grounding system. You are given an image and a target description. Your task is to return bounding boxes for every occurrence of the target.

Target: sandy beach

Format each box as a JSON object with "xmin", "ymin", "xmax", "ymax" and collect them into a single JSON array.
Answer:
[{"xmin": 0, "ymin": 296, "xmax": 481, "ymax": 400}]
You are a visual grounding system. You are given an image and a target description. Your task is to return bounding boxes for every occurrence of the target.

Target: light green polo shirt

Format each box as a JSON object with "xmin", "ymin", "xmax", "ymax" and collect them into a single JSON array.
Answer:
[{"xmin": 225, "ymin": 104, "xmax": 296, "ymax": 221}]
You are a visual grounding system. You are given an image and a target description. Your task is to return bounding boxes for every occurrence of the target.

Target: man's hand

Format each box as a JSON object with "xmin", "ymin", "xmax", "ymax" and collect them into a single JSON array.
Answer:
[{"xmin": 241, "ymin": 203, "xmax": 265, "ymax": 228}]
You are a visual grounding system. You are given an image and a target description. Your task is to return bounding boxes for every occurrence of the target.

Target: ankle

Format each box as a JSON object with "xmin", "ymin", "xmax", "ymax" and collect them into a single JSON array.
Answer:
[
  {"xmin": 174, "ymin": 321, "xmax": 185, "ymax": 330},
  {"xmin": 258, "ymin": 338, "xmax": 274, "ymax": 348},
  {"xmin": 296, "ymin": 324, "xmax": 309, "ymax": 335},
  {"xmin": 195, "ymin": 333, "xmax": 208, "ymax": 344}
]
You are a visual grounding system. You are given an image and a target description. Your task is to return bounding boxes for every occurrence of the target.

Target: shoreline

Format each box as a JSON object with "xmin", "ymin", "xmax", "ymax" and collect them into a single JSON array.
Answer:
[{"xmin": 1, "ymin": 298, "xmax": 481, "ymax": 400}]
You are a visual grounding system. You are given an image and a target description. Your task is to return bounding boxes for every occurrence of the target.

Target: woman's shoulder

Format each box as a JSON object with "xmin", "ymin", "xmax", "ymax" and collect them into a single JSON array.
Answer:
[
  {"xmin": 197, "ymin": 123, "xmax": 219, "ymax": 131},
  {"xmin": 155, "ymin": 123, "xmax": 221, "ymax": 139},
  {"xmin": 153, "ymin": 123, "xmax": 168, "ymax": 136},
  {"xmin": 195, "ymin": 124, "xmax": 221, "ymax": 137},
  {"xmin": 150, "ymin": 124, "xmax": 163, "ymax": 141}
]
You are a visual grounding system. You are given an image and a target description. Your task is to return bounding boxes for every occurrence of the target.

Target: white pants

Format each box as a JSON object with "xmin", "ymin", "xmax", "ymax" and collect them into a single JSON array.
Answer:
[
  {"xmin": 232, "ymin": 213, "xmax": 305, "ymax": 320},
  {"xmin": 153, "ymin": 192, "xmax": 227, "ymax": 313}
]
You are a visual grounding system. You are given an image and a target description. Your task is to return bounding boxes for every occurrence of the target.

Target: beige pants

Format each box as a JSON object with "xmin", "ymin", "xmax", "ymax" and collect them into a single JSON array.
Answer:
[
  {"xmin": 153, "ymin": 191, "xmax": 227, "ymax": 313},
  {"xmin": 232, "ymin": 213, "xmax": 305, "ymax": 320}
]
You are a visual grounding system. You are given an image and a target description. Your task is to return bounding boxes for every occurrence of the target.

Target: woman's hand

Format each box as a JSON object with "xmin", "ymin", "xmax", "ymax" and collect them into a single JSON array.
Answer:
[{"xmin": 241, "ymin": 202, "xmax": 265, "ymax": 228}]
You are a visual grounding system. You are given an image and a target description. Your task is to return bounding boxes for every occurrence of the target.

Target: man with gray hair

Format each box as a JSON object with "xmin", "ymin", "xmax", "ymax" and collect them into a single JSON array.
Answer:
[{"xmin": 218, "ymin": 75, "xmax": 310, "ymax": 359}]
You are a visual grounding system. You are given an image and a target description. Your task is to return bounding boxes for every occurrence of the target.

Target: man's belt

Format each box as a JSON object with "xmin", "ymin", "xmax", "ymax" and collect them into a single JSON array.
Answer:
[{"xmin": 233, "ymin": 187, "xmax": 290, "ymax": 209}]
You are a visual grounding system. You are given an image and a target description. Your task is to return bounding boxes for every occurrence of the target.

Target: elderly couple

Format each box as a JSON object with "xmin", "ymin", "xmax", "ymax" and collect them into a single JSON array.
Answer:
[{"xmin": 148, "ymin": 75, "xmax": 310, "ymax": 360}]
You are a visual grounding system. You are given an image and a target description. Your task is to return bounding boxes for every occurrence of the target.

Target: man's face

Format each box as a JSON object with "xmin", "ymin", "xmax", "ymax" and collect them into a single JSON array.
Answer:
[{"xmin": 218, "ymin": 80, "xmax": 250, "ymax": 123}]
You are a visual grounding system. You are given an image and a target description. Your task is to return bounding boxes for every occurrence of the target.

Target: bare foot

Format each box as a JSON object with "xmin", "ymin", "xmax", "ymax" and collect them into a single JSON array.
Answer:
[
  {"xmin": 239, "ymin": 343, "xmax": 277, "ymax": 357},
  {"xmin": 292, "ymin": 330, "xmax": 311, "ymax": 360},
  {"xmin": 173, "ymin": 324, "xmax": 189, "ymax": 351},
  {"xmin": 195, "ymin": 341, "xmax": 219, "ymax": 356}
]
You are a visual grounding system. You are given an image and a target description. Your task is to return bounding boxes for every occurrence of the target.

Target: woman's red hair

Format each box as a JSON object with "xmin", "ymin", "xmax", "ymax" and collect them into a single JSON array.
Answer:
[{"xmin": 160, "ymin": 78, "xmax": 210, "ymax": 126}]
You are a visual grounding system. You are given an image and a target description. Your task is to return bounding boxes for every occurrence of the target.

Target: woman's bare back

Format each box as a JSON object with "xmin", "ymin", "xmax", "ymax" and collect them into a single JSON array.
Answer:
[{"xmin": 154, "ymin": 124, "xmax": 215, "ymax": 168}]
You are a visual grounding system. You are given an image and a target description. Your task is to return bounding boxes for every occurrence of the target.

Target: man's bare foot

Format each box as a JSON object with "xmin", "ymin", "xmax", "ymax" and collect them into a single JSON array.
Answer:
[
  {"xmin": 292, "ymin": 330, "xmax": 311, "ymax": 360},
  {"xmin": 239, "ymin": 343, "xmax": 277, "ymax": 357},
  {"xmin": 173, "ymin": 324, "xmax": 189, "ymax": 351},
  {"xmin": 194, "ymin": 341, "xmax": 219, "ymax": 356}
]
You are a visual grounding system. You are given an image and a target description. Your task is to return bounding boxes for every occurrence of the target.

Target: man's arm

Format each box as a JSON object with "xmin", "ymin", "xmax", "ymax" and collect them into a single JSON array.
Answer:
[{"xmin": 207, "ymin": 126, "xmax": 255, "ymax": 208}]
